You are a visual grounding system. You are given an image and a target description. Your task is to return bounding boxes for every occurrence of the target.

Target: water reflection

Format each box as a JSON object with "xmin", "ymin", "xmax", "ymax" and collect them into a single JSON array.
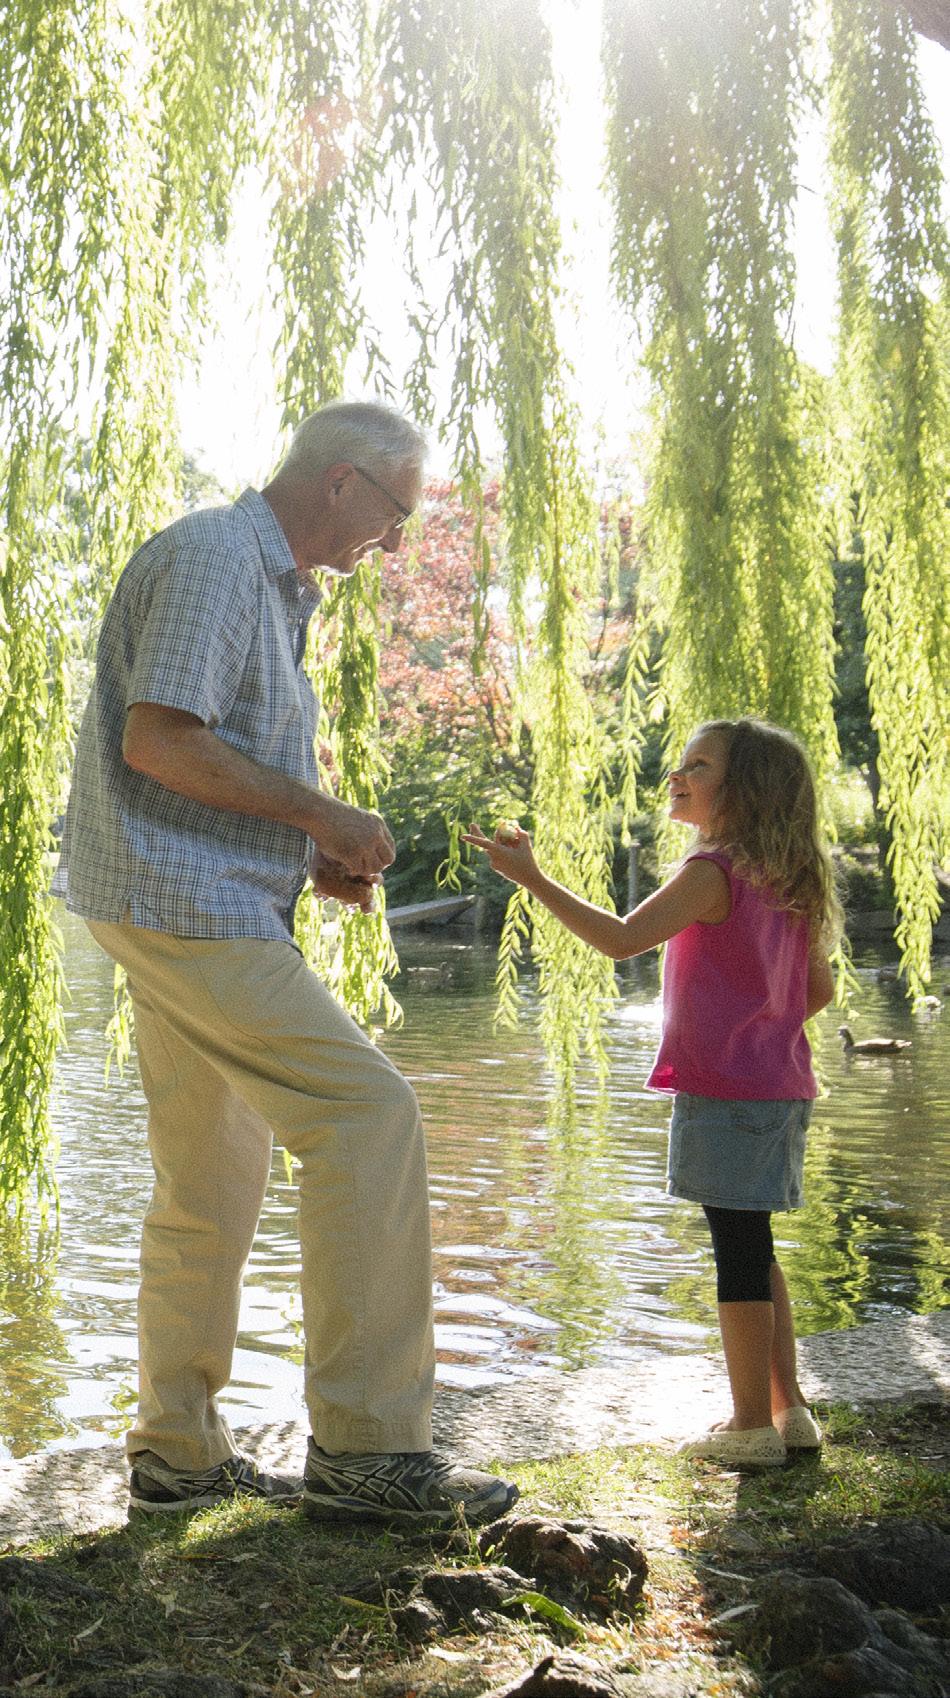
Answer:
[
  {"xmin": 1, "ymin": 910, "xmax": 947, "ymax": 1459},
  {"xmin": 0, "ymin": 1217, "xmax": 68, "ymax": 1456}
]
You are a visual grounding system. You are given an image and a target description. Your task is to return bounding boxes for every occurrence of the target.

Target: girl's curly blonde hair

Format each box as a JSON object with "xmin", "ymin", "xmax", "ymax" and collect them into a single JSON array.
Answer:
[{"xmin": 696, "ymin": 718, "xmax": 843, "ymax": 951}]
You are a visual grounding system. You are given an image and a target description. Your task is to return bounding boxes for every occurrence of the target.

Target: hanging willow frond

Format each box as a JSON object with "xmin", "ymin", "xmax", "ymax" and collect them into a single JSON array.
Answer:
[
  {"xmin": 269, "ymin": 0, "xmax": 378, "ymax": 412},
  {"xmin": 90, "ymin": 0, "xmax": 274, "ymax": 593},
  {"xmin": 296, "ymin": 563, "xmax": 404, "ymax": 1031},
  {"xmin": 0, "ymin": 0, "xmax": 281, "ymax": 1207},
  {"xmin": 828, "ymin": 0, "xmax": 950, "ymax": 998},
  {"xmin": 0, "ymin": 0, "xmax": 122, "ymax": 1213},
  {"xmin": 265, "ymin": 0, "xmax": 403, "ymax": 1028},
  {"xmin": 2, "ymin": 0, "xmax": 947, "ymax": 1216},
  {"xmin": 88, "ymin": 0, "xmax": 281, "ymax": 1071},
  {"xmin": 380, "ymin": 0, "xmax": 619, "ymax": 1087},
  {"xmin": 603, "ymin": 0, "xmax": 839, "ymax": 844}
]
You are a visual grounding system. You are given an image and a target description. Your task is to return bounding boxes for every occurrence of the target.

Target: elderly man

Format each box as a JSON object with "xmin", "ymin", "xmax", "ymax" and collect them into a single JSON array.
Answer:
[{"xmin": 54, "ymin": 399, "xmax": 517, "ymax": 1526}]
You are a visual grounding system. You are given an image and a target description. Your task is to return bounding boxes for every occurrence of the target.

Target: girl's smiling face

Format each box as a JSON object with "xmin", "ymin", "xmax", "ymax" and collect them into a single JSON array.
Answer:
[{"xmin": 668, "ymin": 730, "xmax": 729, "ymax": 837}]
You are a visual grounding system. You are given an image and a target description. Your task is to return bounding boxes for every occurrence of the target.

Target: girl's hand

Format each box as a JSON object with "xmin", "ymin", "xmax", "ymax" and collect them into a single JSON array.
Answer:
[{"xmin": 461, "ymin": 822, "xmax": 540, "ymax": 886}]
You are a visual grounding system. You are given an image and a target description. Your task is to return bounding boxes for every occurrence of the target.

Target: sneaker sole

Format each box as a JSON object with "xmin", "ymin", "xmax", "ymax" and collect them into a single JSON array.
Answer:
[
  {"xmin": 129, "ymin": 1485, "xmax": 302, "ymax": 1515},
  {"xmin": 301, "ymin": 1484, "xmax": 516, "ymax": 1527},
  {"xmin": 129, "ymin": 1491, "xmax": 226, "ymax": 1515}
]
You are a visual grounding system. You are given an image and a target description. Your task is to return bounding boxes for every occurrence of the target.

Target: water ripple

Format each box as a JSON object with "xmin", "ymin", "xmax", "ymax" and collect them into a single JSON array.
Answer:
[{"xmin": 0, "ymin": 917, "xmax": 946, "ymax": 1458}]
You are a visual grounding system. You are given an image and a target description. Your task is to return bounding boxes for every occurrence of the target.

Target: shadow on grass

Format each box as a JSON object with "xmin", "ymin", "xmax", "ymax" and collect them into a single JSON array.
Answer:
[
  {"xmin": 661, "ymin": 1402, "xmax": 950, "ymax": 1691},
  {"xmin": 2, "ymin": 1406, "xmax": 948, "ymax": 1698},
  {"xmin": 1, "ymin": 1499, "xmax": 478, "ymax": 1696}
]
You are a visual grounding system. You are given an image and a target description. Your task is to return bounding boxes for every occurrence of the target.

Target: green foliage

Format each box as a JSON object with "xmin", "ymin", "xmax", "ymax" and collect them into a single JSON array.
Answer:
[
  {"xmin": 270, "ymin": 0, "xmax": 378, "ymax": 413},
  {"xmin": 0, "ymin": 495, "xmax": 67, "ymax": 1217},
  {"xmin": 836, "ymin": 849, "xmax": 893, "ymax": 914},
  {"xmin": 0, "ymin": 0, "xmax": 111, "ymax": 1213},
  {"xmin": 86, "ymin": 0, "xmax": 274, "ymax": 599},
  {"xmin": 381, "ymin": 0, "xmax": 619, "ymax": 1086},
  {"xmin": 603, "ymin": 0, "xmax": 839, "ymax": 855},
  {"xmin": 374, "ymin": 487, "xmax": 531, "ymax": 906},
  {"xmin": 833, "ymin": 532, "xmax": 881, "ymax": 795},
  {"xmin": 265, "ymin": 0, "xmax": 405, "ymax": 1030},
  {"xmin": 1, "ymin": 0, "xmax": 948, "ymax": 1209},
  {"xmin": 828, "ymin": 0, "xmax": 950, "ymax": 997},
  {"xmin": 296, "ymin": 565, "xmax": 403, "ymax": 1032},
  {"xmin": 0, "ymin": 0, "xmax": 287, "ymax": 1204}
]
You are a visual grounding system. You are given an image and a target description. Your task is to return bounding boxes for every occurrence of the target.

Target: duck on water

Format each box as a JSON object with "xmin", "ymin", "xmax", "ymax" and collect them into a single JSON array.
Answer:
[{"xmin": 838, "ymin": 1025, "xmax": 912, "ymax": 1056}]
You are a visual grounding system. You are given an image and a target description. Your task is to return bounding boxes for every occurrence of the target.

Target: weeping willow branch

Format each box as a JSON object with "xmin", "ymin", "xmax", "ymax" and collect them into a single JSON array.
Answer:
[
  {"xmin": 828, "ymin": 0, "xmax": 950, "ymax": 998},
  {"xmin": 269, "ymin": 0, "xmax": 378, "ymax": 411},
  {"xmin": 90, "ymin": 0, "xmax": 271, "ymax": 589},
  {"xmin": 381, "ymin": 0, "xmax": 619, "ymax": 1088},
  {"xmin": 265, "ymin": 0, "xmax": 402, "ymax": 1029},
  {"xmin": 604, "ymin": 0, "xmax": 839, "ymax": 855},
  {"xmin": 297, "ymin": 564, "xmax": 403, "ymax": 1031},
  {"xmin": 0, "ymin": 0, "xmax": 120, "ymax": 1214},
  {"xmin": 2, "ymin": 0, "xmax": 947, "ymax": 1207},
  {"xmin": 0, "ymin": 0, "xmax": 278, "ymax": 1206},
  {"xmin": 0, "ymin": 489, "xmax": 68, "ymax": 1218},
  {"xmin": 88, "ymin": 0, "xmax": 279, "ymax": 1071}
]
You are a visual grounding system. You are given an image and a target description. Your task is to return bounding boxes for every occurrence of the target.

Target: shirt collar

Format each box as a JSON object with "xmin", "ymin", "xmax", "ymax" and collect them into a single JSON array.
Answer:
[
  {"xmin": 236, "ymin": 488, "xmax": 298, "ymax": 583},
  {"xmin": 299, "ymin": 574, "xmax": 323, "ymax": 626}
]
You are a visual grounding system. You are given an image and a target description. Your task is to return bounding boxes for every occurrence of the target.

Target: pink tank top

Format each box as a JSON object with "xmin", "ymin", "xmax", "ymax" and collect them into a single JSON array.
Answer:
[{"xmin": 646, "ymin": 849, "xmax": 816, "ymax": 1101}]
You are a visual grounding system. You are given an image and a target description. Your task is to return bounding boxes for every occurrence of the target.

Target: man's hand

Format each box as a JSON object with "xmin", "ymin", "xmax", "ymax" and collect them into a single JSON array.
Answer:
[
  {"xmin": 309, "ymin": 848, "xmax": 380, "ymax": 913},
  {"xmin": 311, "ymin": 793, "xmax": 396, "ymax": 879}
]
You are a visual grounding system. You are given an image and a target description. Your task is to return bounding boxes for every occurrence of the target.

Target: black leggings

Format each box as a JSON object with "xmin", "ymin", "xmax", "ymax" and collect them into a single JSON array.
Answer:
[{"xmin": 703, "ymin": 1206, "xmax": 776, "ymax": 1303}]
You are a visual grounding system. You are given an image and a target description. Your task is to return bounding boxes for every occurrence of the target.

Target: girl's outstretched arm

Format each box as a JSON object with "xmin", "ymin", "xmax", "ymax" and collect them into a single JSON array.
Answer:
[{"xmin": 462, "ymin": 824, "xmax": 729, "ymax": 960}]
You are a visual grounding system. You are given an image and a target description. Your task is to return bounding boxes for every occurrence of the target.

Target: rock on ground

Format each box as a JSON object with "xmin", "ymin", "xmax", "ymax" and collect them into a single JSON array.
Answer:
[
  {"xmin": 477, "ymin": 1516, "xmax": 648, "ymax": 1616},
  {"xmin": 743, "ymin": 1569, "xmax": 949, "ymax": 1698},
  {"xmin": 486, "ymin": 1652, "xmax": 628, "ymax": 1698},
  {"xmin": 794, "ymin": 1517, "xmax": 950, "ymax": 1616}
]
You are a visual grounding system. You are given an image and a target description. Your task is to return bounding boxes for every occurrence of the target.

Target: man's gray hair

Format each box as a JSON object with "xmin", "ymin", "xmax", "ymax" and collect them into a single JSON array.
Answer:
[{"xmin": 280, "ymin": 400, "xmax": 426, "ymax": 481}]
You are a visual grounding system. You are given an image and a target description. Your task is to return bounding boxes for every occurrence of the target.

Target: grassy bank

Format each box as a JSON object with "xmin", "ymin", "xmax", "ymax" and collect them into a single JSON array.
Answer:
[{"xmin": 2, "ymin": 1402, "xmax": 947, "ymax": 1698}]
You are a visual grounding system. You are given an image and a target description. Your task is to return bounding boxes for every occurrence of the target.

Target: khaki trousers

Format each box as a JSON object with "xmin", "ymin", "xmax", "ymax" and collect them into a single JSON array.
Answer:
[{"xmin": 86, "ymin": 921, "xmax": 435, "ymax": 1472}]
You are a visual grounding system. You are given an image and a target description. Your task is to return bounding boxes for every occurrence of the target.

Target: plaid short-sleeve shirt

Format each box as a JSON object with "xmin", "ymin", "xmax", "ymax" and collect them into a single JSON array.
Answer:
[{"xmin": 54, "ymin": 489, "xmax": 323, "ymax": 939}]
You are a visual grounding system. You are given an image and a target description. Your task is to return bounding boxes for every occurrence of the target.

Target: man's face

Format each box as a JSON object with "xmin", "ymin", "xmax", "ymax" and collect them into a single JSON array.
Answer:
[{"xmin": 317, "ymin": 460, "xmax": 423, "ymax": 576}]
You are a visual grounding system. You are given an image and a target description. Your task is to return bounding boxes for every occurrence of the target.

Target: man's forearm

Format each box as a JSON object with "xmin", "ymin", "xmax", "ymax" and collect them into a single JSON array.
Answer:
[
  {"xmin": 124, "ymin": 716, "xmax": 328, "ymax": 838},
  {"xmin": 123, "ymin": 703, "xmax": 395, "ymax": 877}
]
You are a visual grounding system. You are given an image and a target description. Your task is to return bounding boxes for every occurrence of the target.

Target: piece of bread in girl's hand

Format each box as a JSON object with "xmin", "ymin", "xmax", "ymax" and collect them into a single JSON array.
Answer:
[{"xmin": 495, "ymin": 819, "xmax": 521, "ymax": 845}]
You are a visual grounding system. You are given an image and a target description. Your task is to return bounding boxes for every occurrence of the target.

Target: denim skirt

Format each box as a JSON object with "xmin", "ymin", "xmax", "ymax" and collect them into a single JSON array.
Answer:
[{"xmin": 667, "ymin": 1092, "xmax": 812, "ymax": 1211}]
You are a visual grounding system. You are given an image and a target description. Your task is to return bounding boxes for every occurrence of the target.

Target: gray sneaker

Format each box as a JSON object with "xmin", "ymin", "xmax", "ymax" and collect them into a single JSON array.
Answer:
[
  {"xmin": 129, "ymin": 1450, "xmax": 302, "ymax": 1514},
  {"xmin": 302, "ymin": 1441, "xmax": 519, "ymax": 1526}
]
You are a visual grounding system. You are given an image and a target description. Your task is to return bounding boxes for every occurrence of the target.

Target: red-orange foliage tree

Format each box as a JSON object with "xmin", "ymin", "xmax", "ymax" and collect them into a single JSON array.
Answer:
[
  {"xmin": 380, "ymin": 483, "xmax": 510, "ymax": 745},
  {"xmin": 375, "ymin": 481, "xmax": 529, "ymax": 903},
  {"xmin": 373, "ymin": 480, "xmax": 647, "ymax": 907}
]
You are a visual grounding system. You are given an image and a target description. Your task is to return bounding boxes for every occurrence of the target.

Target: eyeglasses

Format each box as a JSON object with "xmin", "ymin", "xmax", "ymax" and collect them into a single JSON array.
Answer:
[{"xmin": 352, "ymin": 464, "xmax": 414, "ymax": 529}]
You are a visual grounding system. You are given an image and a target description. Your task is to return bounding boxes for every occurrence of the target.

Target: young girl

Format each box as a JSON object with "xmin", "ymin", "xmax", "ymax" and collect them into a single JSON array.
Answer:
[{"xmin": 463, "ymin": 718, "xmax": 839, "ymax": 1467}]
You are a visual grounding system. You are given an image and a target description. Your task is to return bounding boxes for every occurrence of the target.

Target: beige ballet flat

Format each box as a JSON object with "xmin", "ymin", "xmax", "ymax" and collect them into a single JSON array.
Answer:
[
  {"xmin": 774, "ymin": 1405, "xmax": 823, "ymax": 1449},
  {"xmin": 678, "ymin": 1424, "xmax": 786, "ymax": 1468}
]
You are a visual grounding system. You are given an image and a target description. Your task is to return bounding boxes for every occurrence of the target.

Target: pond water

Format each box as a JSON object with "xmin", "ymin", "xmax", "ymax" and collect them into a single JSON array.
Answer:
[{"xmin": 1, "ymin": 908, "xmax": 948, "ymax": 1461}]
